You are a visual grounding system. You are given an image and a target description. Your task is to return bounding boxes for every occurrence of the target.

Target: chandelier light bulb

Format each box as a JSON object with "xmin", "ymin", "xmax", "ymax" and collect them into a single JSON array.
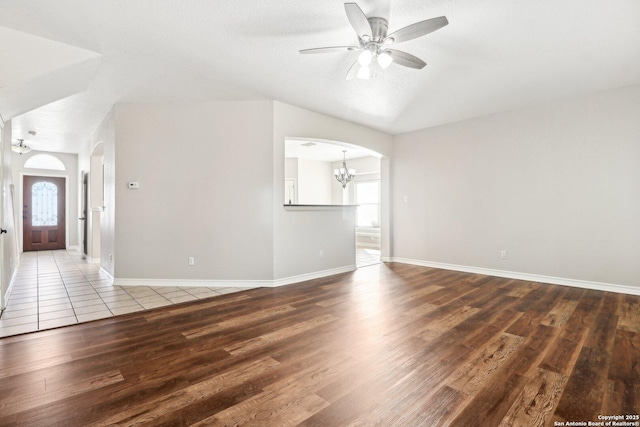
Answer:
[{"xmin": 358, "ymin": 49, "xmax": 373, "ymax": 66}]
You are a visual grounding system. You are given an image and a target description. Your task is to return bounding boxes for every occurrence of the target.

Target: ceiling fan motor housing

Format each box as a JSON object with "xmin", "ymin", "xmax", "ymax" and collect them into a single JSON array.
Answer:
[{"xmin": 367, "ymin": 17, "xmax": 389, "ymax": 43}]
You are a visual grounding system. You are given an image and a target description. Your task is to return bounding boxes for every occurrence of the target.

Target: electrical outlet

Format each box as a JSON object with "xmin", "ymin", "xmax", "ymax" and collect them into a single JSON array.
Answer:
[
  {"xmin": 319, "ymin": 250, "xmax": 324, "ymax": 259},
  {"xmin": 109, "ymin": 253, "xmax": 113, "ymax": 262},
  {"xmin": 188, "ymin": 256, "xmax": 195, "ymax": 266},
  {"xmin": 500, "ymin": 250, "xmax": 507, "ymax": 259}
]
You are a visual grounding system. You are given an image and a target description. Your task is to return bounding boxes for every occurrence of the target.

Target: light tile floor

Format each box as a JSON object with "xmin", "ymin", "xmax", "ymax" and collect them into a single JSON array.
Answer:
[
  {"xmin": 0, "ymin": 250, "xmax": 254, "ymax": 338},
  {"xmin": 356, "ymin": 247, "xmax": 381, "ymax": 268}
]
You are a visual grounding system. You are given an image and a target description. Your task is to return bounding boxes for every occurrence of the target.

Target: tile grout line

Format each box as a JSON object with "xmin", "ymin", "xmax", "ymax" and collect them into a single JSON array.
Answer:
[
  {"xmin": 61, "ymin": 251, "xmax": 116, "ymax": 318},
  {"xmin": 52, "ymin": 251, "xmax": 81, "ymax": 325},
  {"xmin": 36, "ymin": 251, "xmax": 40, "ymax": 330}
]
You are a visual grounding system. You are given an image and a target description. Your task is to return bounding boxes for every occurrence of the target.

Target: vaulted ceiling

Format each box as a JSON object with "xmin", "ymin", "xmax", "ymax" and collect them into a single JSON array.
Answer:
[{"xmin": 1, "ymin": 0, "xmax": 639, "ymax": 154}]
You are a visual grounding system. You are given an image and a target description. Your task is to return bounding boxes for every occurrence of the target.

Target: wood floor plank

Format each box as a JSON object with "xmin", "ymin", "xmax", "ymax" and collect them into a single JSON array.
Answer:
[
  {"xmin": 0, "ymin": 263, "xmax": 638, "ymax": 426},
  {"xmin": 92, "ymin": 357, "xmax": 280, "ymax": 426},
  {"xmin": 498, "ymin": 368, "xmax": 567, "ymax": 427},
  {"xmin": 553, "ymin": 346, "xmax": 611, "ymax": 422},
  {"xmin": 540, "ymin": 298, "xmax": 580, "ymax": 328},
  {"xmin": 182, "ymin": 304, "xmax": 297, "ymax": 338},
  {"xmin": 617, "ymin": 296, "xmax": 640, "ymax": 333},
  {"xmin": 449, "ymin": 332, "xmax": 524, "ymax": 396}
]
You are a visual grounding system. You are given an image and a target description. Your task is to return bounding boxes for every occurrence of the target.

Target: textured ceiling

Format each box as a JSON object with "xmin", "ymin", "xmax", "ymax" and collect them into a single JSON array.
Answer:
[{"xmin": 1, "ymin": 0, "xmax": 640, "ymax": 154}]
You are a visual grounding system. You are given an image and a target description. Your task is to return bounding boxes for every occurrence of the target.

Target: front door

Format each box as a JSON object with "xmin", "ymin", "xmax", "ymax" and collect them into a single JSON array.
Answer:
[{"xmin": 23, "ymin": 175, "xmax": 66, "ymax": 251}]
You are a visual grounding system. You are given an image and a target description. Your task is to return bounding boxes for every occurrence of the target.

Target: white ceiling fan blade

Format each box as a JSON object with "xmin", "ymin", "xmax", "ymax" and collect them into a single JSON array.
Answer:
[
  {"xmin": 344, "ymin": 3, "xmax": 372, "ymax": 40},
  {"xmin": 384, "ymin": 16, "xmax": 448, "ymax": 44},
  {"xmin": 345, "ymin": 60, "xmax": 360, "ymax": 80},
  {"xmin": 385, "ymin": 49, "xmax": 426, "ymax": 69},
  {"xmin": 299, "ymin": 46, "xmax": 360, "ymax": 54}
]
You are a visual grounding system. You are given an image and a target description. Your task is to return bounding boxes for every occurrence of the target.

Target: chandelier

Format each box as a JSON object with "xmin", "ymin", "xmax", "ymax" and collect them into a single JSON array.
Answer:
[{"xmin": 334, "ymin": 150, "xmax": 356, "ymax": 189}]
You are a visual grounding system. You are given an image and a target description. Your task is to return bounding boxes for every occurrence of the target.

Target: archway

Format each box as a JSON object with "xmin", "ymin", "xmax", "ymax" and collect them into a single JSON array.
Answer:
[{"xmin": 284, "ymin": 137, "xmax": 389, "ymax": 267}]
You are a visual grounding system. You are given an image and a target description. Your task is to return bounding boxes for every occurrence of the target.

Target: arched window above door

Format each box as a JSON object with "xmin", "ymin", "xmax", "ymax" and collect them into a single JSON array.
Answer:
[{"xmin": 24, "ymin": 154, "xmax": 66, "ymax": 171}]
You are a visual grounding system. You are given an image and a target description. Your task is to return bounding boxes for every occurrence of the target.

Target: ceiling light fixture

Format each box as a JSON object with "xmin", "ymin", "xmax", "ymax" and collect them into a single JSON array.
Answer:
[
  {"xmin": 300, "ymin": 3, "xmax": 448, "ymax": 80},
  {"xmin": 358, "ymin": 49, "xmax": 373, "ymax": 66},
  {"xmin": 377, "ymin": 51, "xmax": 393, "ymax": 69},
  {"xmin": 12, "ymin": 139, "xmax": 32, "ymax": 155},
  {"xmin": 334, "ymin": 150, "xmax": 356, "ymax": 188}
]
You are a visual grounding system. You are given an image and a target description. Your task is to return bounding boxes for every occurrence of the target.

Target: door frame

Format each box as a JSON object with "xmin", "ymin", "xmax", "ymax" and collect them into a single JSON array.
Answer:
[
  {"xmin": 81, "ymin": 171, "xmax": 88, "ymax": 257},
  {"xmin": 19, "ymin": 172, "xmax": 70, "ymax": 253},
  {"xmin": 0, "ymin": 118, "xmax": 4, "ymax": 311}
]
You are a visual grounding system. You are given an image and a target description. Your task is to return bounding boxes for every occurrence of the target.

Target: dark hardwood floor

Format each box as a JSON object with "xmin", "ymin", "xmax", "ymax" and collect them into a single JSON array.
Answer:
[{"xmin": 0, "ymin": 263, "xmax": 638, "ymax": 426}]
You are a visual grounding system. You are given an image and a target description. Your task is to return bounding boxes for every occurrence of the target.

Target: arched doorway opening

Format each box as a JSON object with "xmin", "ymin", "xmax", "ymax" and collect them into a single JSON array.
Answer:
[{"xmin": 284, "ymin": 137, "xmax": 389, "ymax": 268}]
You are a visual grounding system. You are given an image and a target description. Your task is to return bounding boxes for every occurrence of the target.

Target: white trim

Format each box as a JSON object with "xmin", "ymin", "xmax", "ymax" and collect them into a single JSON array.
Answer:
[
  {"xmin": 2, "ymin": 260, "xmax": 20, "ymax": 311},
  {"xmin": 388, "ymin": 257, "xmax": 640, "ymax": 296},
  {"xmin": 100, "ymin": 266, "xmax": 114, "ymax": 284},
  {"xmin": 283, "ymin": 205, "xmax": 358, "ymax": 211},
  {"xmin": 113, "ymin": 265, "xmax": 356, "ymax": 289},
  {"xmin": 272, "ymin": 265, "xmax": 356, "ymax": 287},
  {"xmin": 68, "ymin": 245, "xmax": 80, "ymax": 252},
  {"xmin": 114, "ymin": 277, "xmax": 272, "ymax": 288}
]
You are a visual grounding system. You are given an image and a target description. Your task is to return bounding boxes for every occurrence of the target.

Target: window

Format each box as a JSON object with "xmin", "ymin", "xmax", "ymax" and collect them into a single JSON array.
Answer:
[
  {"xmin": 24, "ymin": 154, "xmax": 66, "ymax": 171},
  {"xmin": 31, "ymin": 182, "xmax": 58, "ymax": 226},
  {"xmin": 355, "ymin": 180, "xmax": 380, "ymax": 227}
]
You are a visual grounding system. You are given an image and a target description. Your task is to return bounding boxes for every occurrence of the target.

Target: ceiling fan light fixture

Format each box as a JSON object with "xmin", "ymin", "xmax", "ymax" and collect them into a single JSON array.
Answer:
[
  {"xmin": 377, "ymin": 51, "xmax": 393, "ymax": 69},
  {"xmin": 357, "ymin": 65, "xmax": 371, "ymax": 80},
  {"xmin": 300, "ymin": 3, "xmax": 448, "ymax": 80},
  {"xmin": 357, "ymin": 49, "xmax": 373, "ymax": 66}
]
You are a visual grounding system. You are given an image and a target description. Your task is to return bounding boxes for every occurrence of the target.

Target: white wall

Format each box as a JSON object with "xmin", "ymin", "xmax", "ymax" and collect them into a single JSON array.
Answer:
[
  {"xmin": 98, "ymin": 112, "xmax": 116, "ymax": 275},
  {"xmin": 331, "ymin": 156, "xmax": 380, "ymax": 205},
  {"xmin": 1, "ymin": 120, "xmax": 19, "ymax": 309},
  {"xmin": 273, "ymin": 101, "xmax": 392, "ymax": 280},
  {"xmin": 297, "ymin": 158, "xmax": 332, "ymax": 205},
  {"xmin": 284, "ymin": 158, "xmax": 298, "ymax": 181},
  {"xmin": 392, "ymin": 84, "xmax": 640, "ymax": 289},
  {"xmin": 12, "ymin": 150, "xmax": 79, "ymax": 252},
  {"xmin": 112, "ymin": 101, "xmax": 274, "ymax": 281}
]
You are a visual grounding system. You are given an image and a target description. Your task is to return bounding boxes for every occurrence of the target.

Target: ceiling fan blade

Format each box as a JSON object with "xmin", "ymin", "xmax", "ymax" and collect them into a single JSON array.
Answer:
[
  {"xmin": 299, "ymin": 46, "xmax": 360, "ymax": 54},
  {"xmin": 385, "ymin": 49, "xmax": 426, "ymax": 69},
  {"xmin": 345, "ymin": 60, "xmax": 360, "ymax": 80},
  {"xmin": 344, "ymin": 3, "xmax": 372, "ymax": 40},
  {"xmin": 384, "ymin": 16, "xmax": 448, "ymax": 44}
]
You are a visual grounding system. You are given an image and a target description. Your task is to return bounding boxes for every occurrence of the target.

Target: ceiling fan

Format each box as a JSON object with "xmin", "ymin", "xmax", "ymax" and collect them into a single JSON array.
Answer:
[{"xmin": 299, "ymin": 2, "xmax": 448, "ymax": 80}]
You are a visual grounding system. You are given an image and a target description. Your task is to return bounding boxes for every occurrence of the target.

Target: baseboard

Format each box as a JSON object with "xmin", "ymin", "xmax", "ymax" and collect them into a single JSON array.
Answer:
[
  {"xmin": 272, "ymin": 265, "xmax": 357, "ymax": 288},
  {"xmin": 114, "ymin": 277, "xmax": 272, "ymax": 288},
  {"xmin": 100, "ymin": 267, "xmax": 115, "ymax": 284},
  {"xmin": 2, "ymin": 261, "xmax": 21, "ymax": 310},
  {"xmin": 68, "ymin": 245, "xmax": 80, "ymax": 252},
  {"xmin": 388, "ymin": 257, "xmax": 640, "ymax": 296},
  {"xmin": 112, "ymin": 265, "xmax": 357, "ymax": 289}
]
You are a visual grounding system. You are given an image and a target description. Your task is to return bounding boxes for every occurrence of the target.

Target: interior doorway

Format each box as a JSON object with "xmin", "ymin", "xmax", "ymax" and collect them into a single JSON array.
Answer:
[
  {"xmin": 80, "ymin": 172, "xmax": 88, "ymax": 257},
  {"xmin": 354, "ymin": 178, "xmax": 381, "ymax": 268},
  {"xmin": 23, "ymin": 175, "xmax": 66, "ymax": 251}
]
